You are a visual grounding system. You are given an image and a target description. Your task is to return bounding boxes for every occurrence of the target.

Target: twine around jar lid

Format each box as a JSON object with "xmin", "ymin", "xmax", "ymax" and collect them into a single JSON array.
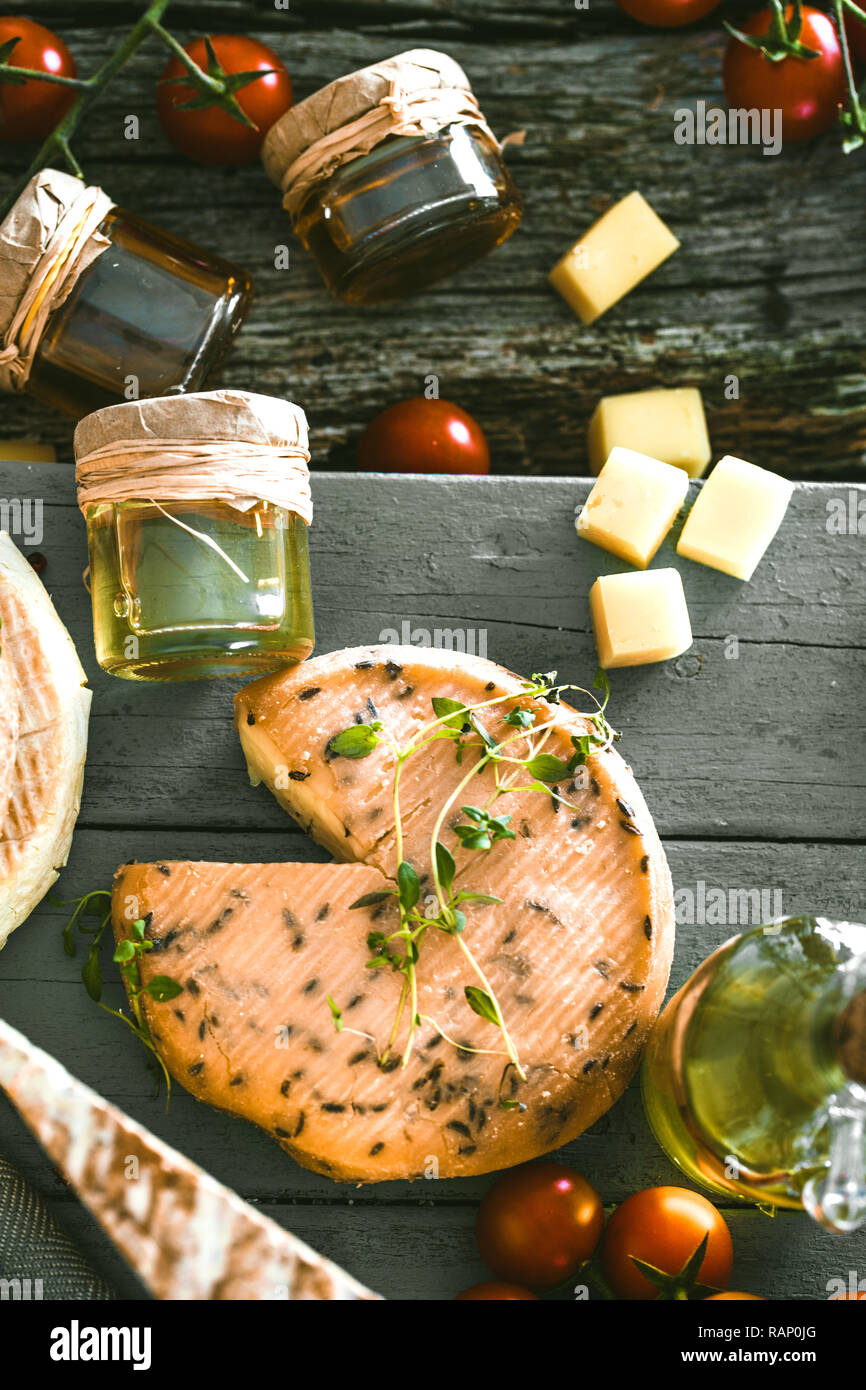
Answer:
[
  {"xmin": 0, "ymin": 169, "xmax": 113, "ymax": 394},
  {"xmin": 74, "ymin": 390, "xmax": 312, "ymax": 525},
  {"xmin": 262, "ymin": 48, "xmax": 494, "ymax": 218}
]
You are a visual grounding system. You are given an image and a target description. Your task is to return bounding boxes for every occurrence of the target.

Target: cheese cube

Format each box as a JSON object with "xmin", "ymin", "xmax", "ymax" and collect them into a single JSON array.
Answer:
[
  {"xmin": 0, "ymin": 440, "xmax": 56, "ymax": 463},
  {"xmin": 677, "ymin": 454, "xmax": 794, "ymax": 581},
  {"xmin": 549, "ymin": 191, "xmax": 680, "ymax": 326},
  {"xmin": 589, "ymin": 569, "xmax": 692, "ymax": 669},
  {"xmin": 588, "ymin": 387, "xmax": 711, "ymax": 479},
  {"xmin": 577, "ymin": 447, "xmax": 689, "ymax": 569}
]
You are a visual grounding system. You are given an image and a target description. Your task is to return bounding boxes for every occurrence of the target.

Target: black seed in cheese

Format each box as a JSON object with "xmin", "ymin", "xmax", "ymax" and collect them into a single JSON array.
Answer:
[
  {"xmin": 589, "ymin": 1002, "xmax": 605, "ymax": 1020},
  {"xmin": 298, "ymin": 687, "xmax": 321, "ymax": 700},
  {"xmin": 616, "ymin": 797, "xmax": 635, "ymax": 818},
  {"xmin": 644, "ymin": 915, "xmax": 653, "ymax": 940},
  {"xmin": 288, "ymin": 769, "xmax": 310, "ymax": 781}
]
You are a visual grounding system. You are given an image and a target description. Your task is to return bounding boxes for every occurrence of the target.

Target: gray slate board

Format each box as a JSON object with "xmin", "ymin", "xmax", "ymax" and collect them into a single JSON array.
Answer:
[{"xmin": 0, "ymin": 460, "xmax": 864, "ymax": 1300}]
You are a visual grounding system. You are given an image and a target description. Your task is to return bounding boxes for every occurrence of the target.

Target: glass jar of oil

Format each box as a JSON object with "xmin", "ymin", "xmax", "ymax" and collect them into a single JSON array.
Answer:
[
  {"xmin": 75, "ymin": 391, "xmax": 314, "ymax": 682},
  {"xmin": 642, "ymin": 916, "xmax": 866, "ymax": 1232},
  {"xmin": 262, "ymin": 49, "xmax": 522, "ymax": 305}
]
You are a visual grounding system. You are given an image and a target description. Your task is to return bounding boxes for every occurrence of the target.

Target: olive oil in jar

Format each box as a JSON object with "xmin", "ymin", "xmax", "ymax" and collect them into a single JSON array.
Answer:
[
  {"xmin": 87, "ymin": 501, "xmax": 314, "ymax": 681},
  {"xmin": 642, "ymin": 916, "xmax": 866, "ymax": 1231}
]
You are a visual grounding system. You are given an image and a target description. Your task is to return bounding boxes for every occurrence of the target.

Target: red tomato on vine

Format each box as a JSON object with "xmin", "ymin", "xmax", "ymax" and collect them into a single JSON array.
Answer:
[
  {"xmin": 723, "ymin": 5, "xmax": 846, "ymax": 144},
  {"xmin": 0, "ymin": 17, "xmax": 77, "ymax": 143},
  {"xmin": 157, "ymin": 35, "xmax": 293, "ymax": 166}
]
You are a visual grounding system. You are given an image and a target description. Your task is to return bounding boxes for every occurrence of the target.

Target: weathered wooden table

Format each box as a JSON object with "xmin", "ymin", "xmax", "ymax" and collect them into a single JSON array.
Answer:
[
  {"xmin": 0, "ymin": 461, "xmax": 864, "ymax": 1300},
  {"xmin": 4, "ymin": 0, "xmax": 866, "ymax": 477}
]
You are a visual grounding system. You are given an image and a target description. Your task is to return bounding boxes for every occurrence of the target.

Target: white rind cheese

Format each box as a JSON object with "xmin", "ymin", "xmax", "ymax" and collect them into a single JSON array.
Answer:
[{"xmin": 0, "ymin": 533, "xmax": 91, "ymax": 949}]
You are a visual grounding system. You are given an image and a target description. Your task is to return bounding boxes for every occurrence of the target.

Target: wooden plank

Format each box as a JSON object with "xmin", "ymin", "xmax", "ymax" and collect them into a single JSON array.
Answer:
[
  {"xmin": 10, "ymin": 1180, "xmax": 859, "ymax": 1302},
  {"xmin": 5, "ymin": 5, "xmax": 866, "ymax": 476},
  {"xmin": 1, "ymin": 833, "xmax": 862, "ymax": 1204},
  {"xmin": 1, "ymin": 469, "xmax": 862, "ymax": 839}
]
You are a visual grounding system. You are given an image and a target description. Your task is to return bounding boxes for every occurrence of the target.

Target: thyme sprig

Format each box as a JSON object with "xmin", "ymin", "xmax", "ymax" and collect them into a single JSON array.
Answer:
[
  {"xmin": 329, "ymin": 668, "xmax": 617, "ymax": 1089},
  {"xmin": 56, "ymin": 890, "xmax": 182, "ymax": 1102}
]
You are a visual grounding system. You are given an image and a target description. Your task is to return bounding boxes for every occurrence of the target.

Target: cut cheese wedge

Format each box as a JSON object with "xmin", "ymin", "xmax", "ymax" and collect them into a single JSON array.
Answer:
[
  {"xmin": 114, "ymin": 647, "xmax": 675, "ymax": 1182},
  {"xmin": 0, "ymin": 533, "xmax": 91, "ymax": 949}
]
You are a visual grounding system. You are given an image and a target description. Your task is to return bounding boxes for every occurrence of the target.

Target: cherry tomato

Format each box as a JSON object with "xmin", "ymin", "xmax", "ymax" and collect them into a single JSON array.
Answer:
[
  {"xmin": 0, "ymin": 18, "xmax": 77, "ymax": 143},
  {"xmin": 844, "ymin": 13, "xmax": 866, "ymax": 65},
  {"xmin": 356, "ymin": 398, "xmax": 490, "ymax": 475},
  {"xmin": 157, "ymin": 35, "xmax": 293, "ymax": 166},
  {"xmin": 601, "ymin": 1187, "xmax": 733, "ymax": 1300},
  {"xmin": 475, "ymin": 1163, "xmax": 604, "ymax": 1293},
  {"xmin": 722, "ymin": 7, "xmax": 846, "ymax": 144},
  {"xmin": 613, "ymin": 0, "xmax": 722, "ymax": 27},
  {"xmin": 455, "ymin": 1282, "xmax": 538, "ymax": 1300},
  {"xmin": 705, "ymin": 1291, "xmax": 765, "ymax": 1301}
]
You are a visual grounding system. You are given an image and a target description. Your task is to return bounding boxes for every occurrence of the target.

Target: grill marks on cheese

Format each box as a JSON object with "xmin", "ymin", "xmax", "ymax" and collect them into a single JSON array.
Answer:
[{"xmin": 114, "ymin": 646, "xmax": 675, "ymax": 1181}]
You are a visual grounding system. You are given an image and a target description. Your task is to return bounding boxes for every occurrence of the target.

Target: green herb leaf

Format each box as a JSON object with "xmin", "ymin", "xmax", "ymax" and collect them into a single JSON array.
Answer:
[
  {"xmin": 504, "ymin": 707, "xmax": 535, "ymax": 728},
  {"xmin": 349, "ymin": 889, "xmax": 394, "ymax": 909},
  {"xmin": 464, "ymin": 986, "xmax": 500, "ymax": 1026},
  {"xmin": 326, "ymin": 994, "xmax": 343, "ymax": 1032},
  {"xmin": 499, "ymin": 1097, "xmax": 527, "ymax": 1112},
  {"xmin": 114, "ymin": 939, "xmax": 136, "ymax": 963},
  {"xmin": 454, "ymin": 826, "xmax": 491, "ymax": 850},
  {"xmin": 453, "ymin": 891, "xmax": 503, "ymax": 906},
  {"xmin": 82, "ymin": 948, "xmax": 102, "ymax": 1002},
  {"xmin": 469, "ymin": 713, "xmax": 498, "ymax": 749},
  {"xmin": 432, "ymin": 696, "xmax": 469, "ymax": 730},
  {"xmin": 144, "ymin": 976, "xmax": 184, "ymax": 1003},
  {"xmin": 327, "ymin": 722, "xmax": 383, "ymax": 759},
  {"xmin": 435, "ymin": 841, "xmax": 456, "ymax": 894},
  {"xmin": 397, "ymin": 860, "xmax": 420, "ymax": 912},
  {"xmin": 524, "ymin": 753, "xmax": 572, "ymax": 783}
]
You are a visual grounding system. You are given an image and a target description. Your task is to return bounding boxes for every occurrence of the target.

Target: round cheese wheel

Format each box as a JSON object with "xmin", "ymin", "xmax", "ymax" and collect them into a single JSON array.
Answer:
[{"xmin": 116, "ymin": 646, "xmax": 674, "ymax": 1181}]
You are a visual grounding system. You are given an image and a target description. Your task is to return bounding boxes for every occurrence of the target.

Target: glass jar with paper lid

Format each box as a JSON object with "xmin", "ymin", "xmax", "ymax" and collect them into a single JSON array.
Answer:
[
  {"xmin": 262, "ymin": 48, "xmax": 522, "ymax": 305},
  {"xmin": 75, "ymin": 391, "xmax": 314, "ymax": 681},
  {"xmin": 0, "ymin": 169, "xmax": 253, "ymax": 419}
]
